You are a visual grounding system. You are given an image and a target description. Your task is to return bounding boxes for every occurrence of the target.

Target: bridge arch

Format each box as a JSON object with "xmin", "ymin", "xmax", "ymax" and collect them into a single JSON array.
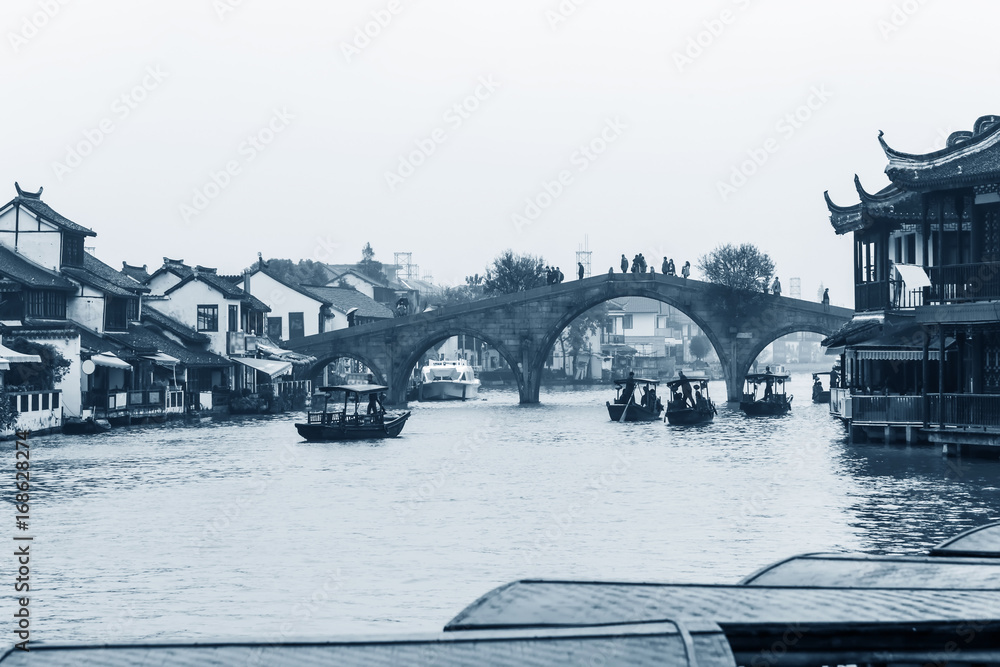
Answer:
[
  {"xmin": 391, "ymin": 326, "xmax": 523, "ymax": 404},
  {"xmin": 731, "ymin": 323, "xmax": 840, "ymax": 401},
  {"xmin": 528, "ymin": 283, "xmax": 733, "ymax": 404}
]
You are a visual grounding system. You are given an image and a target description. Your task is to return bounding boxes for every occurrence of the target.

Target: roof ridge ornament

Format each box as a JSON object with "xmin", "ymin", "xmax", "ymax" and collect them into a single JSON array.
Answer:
[{"xmin": 14, "ymin": 182, "xmax": 42, "ymax": 199}]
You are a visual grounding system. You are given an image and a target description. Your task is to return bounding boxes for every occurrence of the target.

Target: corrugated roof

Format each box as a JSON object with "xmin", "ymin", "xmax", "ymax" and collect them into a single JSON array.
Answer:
[
  {"xmin": 300, "ymin": 285, "xmax": 395, "ymax": 319},
  {"xmin": 0, "ymin": 245, "xmax": 77, "ymax": 291}
]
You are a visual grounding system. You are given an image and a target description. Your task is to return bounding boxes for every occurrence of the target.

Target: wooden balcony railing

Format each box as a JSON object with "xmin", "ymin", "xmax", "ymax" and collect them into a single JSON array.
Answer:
[
  {"xmin": 854, "ymin": 281, "xmax": 889, "ymax": 312},
  {"xmin": 927, "ymin": 394, "xmax": 1000, "ymax": 427},
  {"xmin": 926, "ymin": 262, "xmax": 1000, "ymax": 304},
  {"xmin": 851, "ymin": 395, "xmax": 924, "ymax": 425}
]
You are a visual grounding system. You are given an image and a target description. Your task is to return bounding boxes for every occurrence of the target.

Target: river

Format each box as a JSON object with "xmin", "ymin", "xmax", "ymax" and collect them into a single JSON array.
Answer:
[{"xmin": 12, "ymin": 373, "xmax": 1000, "ymax": 643}]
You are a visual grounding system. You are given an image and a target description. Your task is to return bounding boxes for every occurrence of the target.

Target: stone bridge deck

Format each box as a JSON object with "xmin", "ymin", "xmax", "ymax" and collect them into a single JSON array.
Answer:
[{"xmin": 288, "ymin": 273, "xmax": 852, "ymax": 404}]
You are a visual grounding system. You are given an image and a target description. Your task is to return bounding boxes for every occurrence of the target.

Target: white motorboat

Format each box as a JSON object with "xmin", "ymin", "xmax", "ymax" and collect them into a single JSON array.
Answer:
[{"xmin": 418, "ymin": 359, "xmax": 481, "ymax": 401}]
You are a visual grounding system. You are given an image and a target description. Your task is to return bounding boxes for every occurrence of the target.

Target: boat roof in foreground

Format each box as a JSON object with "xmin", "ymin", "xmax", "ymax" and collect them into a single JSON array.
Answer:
[
  {"xmin": 665, "ymin": 376, "xmax": 710, "ymax": 387},
  {"xmin": 0, "ymin": 623, "xmax": 732, "ymax": 667},
  {"xmin": 931, "ymin": 521, "xmax": 1000, "ymax": 558},
  {"xmin": 739, "ymin": 552, "xmax": 1000, "ymax": 589},
  {"xmin": 612, "ymin": 377, "xmax": 658, "ymax": 385},
  {"xmin": 318, "ymin": 384, "xmax": 387, "ymax": 394}
]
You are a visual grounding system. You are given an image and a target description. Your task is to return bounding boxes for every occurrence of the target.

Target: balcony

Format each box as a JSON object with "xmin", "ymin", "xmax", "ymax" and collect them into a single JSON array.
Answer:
[
  {"xmin": 3, "ymin": 390, "xmax": 62, "ymax": 438},
  {"xmin": 846, "ymin": 393, "xmax": 1000, "ymax": 428},
  {"xmin": 854, "ymin": 281, "xmax": 889, "ymax": 312},
  {"xmin": 83, "ymin": 388, "xmax": 170, "ymax": 420},
  {"xmin": 926, "ymin": 262, "xmax": 1000, "ymax": 304}
]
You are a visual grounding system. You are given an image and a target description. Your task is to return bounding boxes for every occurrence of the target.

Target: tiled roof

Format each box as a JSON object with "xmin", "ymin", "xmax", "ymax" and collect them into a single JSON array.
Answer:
[
  {"xmin": 164, "ymin": 272, "xmax": 270, "ymax": 312},
  {"xmin": 300, "ymin": 285, "xmax": 395, "ymax": 319},
  {"xmin": 120, "ymin": 262, "xmax": 151, "ymax": 283},
  {"xmin": 61, "ymin": 253, "xmax": 148, "ymax": 298},
  {"xmin": 1, "ymin": 184, "xmax": 96, "ymax": 237},
  {"xmin": 881, "ymin": 116, "xmax": 1000, "ymax": 190},
  {"xmin": 141, "ymin": 305, "xmax": 210, "ymax": 345},
  {"xmin": 0, "ymin": 245, "xmax": 76, "ymax": 291},
  {"xmin": 106, "ymin": 324, "xmax": 231, "ymax": 368}
]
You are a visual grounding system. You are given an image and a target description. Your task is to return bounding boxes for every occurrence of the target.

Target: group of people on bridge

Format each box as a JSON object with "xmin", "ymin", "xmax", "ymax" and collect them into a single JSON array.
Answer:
[{"xmin": 615, "ymin": 254, "xmax": 690, "ymax": 279}]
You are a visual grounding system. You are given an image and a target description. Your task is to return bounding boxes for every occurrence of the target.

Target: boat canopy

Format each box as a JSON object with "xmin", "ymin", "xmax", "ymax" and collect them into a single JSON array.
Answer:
[
  {"xmin": 318, "ymin": 384, "xmax": 387, "ymax": 395},
  {"xmin": 744, "ymin": 373, "xmax": 789, "ymax": 382},
  {"xmin": 665, "ymin": 376, "xmax": 709, "ymax": 388},
  {"xmin": 612, "ymin": 377, "xmax": 658, "ymax": 385}
]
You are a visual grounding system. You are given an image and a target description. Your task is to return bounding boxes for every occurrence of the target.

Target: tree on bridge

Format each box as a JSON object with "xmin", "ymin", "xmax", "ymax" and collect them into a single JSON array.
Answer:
[
  {"xmin": 436, "ymin": 274, "xmax": 485, "ymax": 306},
  {"xmin": 697, "ymin": 243, "xmax": 775, "ymax": 293},
  {"xmin": 482, "ymin": 250, "xmax": 546, "ymax": 296},
  {"xmin": 698, "ymin": 243, "xmax": 775, "ymax": 322}
]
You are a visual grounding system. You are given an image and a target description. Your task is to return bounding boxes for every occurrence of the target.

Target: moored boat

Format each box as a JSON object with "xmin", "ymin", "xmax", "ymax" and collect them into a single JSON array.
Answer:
[
  {"xmin": 417, "ymin": 359, "xmax": 480, "ymax": 401},
  {"xmin": 606, "ymin": 374, "xmax": 663, "ymax": 422},
  {"xmin": 663, "ymin": 374, "xmax": 716, "ymax": 425},
  {"xmin": 740, "ymin": 370, "xmax": 792, "ymax": 416},
  {"xmin": 812, "ymin": 371, "xmax": 832, "ymax": 404},
  {"xmin": 295, "ymin": 384, "xmax": 411, "ymax": 441}
]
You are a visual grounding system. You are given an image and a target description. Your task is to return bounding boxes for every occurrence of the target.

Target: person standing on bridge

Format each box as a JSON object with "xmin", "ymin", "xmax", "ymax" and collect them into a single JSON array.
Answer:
[
  {"xmin": 667, "ymin": 259, "xmax": 675, "ymax": 276},
  {"xmin": 578, "ymin": 262, "xmax": 585, "ymax": 280},
  {"xmin": 662, "ymin": 257, "xmax": 669, "ymax": 274},
  {"xmin": 771, "ymin": 276, "xmax": 781, "ymax": 297},
  {"xmin": 621, "ymin": 254, "xmax": 628, "ymax": 273},
  {"xmin": 822, "ymin": 288, "xmax": 830, "ymax": 310},
  {"xmin": 681, "ymin": 261, "xmax": 690, "ymax": 280}
]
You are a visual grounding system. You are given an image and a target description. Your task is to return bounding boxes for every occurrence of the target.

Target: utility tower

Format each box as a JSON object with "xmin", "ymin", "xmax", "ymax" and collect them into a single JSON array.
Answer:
[{"xmin": 790, "ymin": 277, "xmax": 801, "ymax": 299}]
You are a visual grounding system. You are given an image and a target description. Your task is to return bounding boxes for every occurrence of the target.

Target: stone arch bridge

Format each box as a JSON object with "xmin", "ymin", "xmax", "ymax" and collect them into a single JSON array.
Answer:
[{"xmin": 286, "ymin": 274, "xmax": 852, "ymax": 405}]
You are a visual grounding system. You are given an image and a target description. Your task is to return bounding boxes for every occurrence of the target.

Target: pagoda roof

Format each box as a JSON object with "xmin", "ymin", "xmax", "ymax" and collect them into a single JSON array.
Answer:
[
  {"xmin": 825, "ymin": 176, "xmax": 970, "ymax": 236},
  {"xmin": 0, "ymin": 183, "xmax": 96, "ymax": 237},
  {"xmin": 880, "ymin": 115, "xmax": 1000, "ymax": 190}
]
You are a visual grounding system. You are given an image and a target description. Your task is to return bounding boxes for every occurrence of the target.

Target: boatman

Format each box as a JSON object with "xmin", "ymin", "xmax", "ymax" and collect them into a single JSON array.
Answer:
[
  {"xmin": 678, "ymin": 371, "xmax": 694, "ymax": 408},
  {"xmin": 763, "ymin": 366, "xmax": 774, "ymax": 401},
  {"xmin": 619, "ymin": 371, "xmax": 637, "ymax": 405}
]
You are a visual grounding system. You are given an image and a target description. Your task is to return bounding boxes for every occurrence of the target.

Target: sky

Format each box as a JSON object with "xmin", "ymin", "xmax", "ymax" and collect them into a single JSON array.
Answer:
[{"xmin": 3, "ymin": 0, "xmax": 997, "ymax": 307}]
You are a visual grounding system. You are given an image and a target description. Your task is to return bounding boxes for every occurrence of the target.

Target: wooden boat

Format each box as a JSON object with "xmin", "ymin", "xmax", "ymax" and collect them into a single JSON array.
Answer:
[
  {"xmin": 811, "ymin": 371, "xmax": 832, "ymax": 404},
  {"xmin": 62, "ymin": 416, "xmax": 112, "ymax": 434},
  {"xmin": 606, "ymin": 375, "xmax": 662, "ymax": 421},
  {"xmin": 930, "ymin": 520, "xmax": 1000, "ymax": 558},
  {"xmin": 663, "ymin": 374, "xmax": 716, "ymax": 425},
  {"xmin": 295, "ymin": 384, "xmax": 411, "ymax": 441},
  {"xmin": 739, "ymin": 371, "xmax": 792, "ymax": 416}
]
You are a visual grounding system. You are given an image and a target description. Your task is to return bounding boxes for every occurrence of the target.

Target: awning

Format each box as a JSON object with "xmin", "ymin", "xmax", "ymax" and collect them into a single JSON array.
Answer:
[
  {"xmin": 0, "ymin": 358, "xmax": 10, "ymax": 371},
  {"xmin": 895, "ymin": 264, "xmax": 932, "ymax": 289},
  {"xmin": 142, "ymin": 352, "xmax": 180, "ymax": 366},
  {"xmin": 91, "ymin": 352, "xmax": 133, "ymax": 370},
  {"xmin": 854, "ymin": 349, "xmax": 941, "ymax": 361},
  {"xmin": 0, "ymin": 344, "xmax": 41, "ymax": 364},
  {"xmin": 232, "ymin": 357, "xmax": 293, "ymax": 378}
]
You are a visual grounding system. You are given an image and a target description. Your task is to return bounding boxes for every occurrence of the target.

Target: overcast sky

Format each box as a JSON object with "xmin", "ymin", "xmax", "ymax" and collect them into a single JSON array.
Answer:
[{"xmin": 3, "ymin": 0, "xmax": 996, "ymax": 306}]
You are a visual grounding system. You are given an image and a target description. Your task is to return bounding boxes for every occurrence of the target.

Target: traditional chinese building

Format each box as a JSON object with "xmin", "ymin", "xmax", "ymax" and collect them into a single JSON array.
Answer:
[{"xmin": 825, "ymin": 114, "xmax": 1000, "ymax": 453}]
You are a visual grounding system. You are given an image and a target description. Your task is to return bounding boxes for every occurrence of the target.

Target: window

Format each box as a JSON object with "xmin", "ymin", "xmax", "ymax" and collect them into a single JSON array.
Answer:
[
  {"xmin": 26, "ymin": 290, "xmax": 66, "ymax": 319},
  {"xmin": 52, "ymin": 393, "xmax": 59, "ymax": 409},
  {"xmin": 657, "ymin": 316, "xmax": 669, "ymax": 330},
  {"xmin": 104, "ymin": 297, "xmax": 136, "ymax": 332},
  {"xmin": 267, "ymin": 317, "xmax": 283, "ymax": 340},
  {"xmin": 0, "ymin": 291, "xmax": 24, "ymax": 320},
  {"xmin": 61, "ymin": 234, "xmax": 85, "ymax": 267},
  {"xmin": 288, "ymin": 312, "xmax": 305, "ymax": 340},
  {"xmin": 228, "ymin": 305, "xmax": 238, "ymax": 332},
  {"xmin": 197, "ymin": 305, "xmax": 218, "ymax": 332},
  {"xmin": 906, "ymin": 234, "xmax": 917, "ymax": 265},
  {"xmin": 623, "ymin": 315, "xmax": 633, "ymax": 330}
]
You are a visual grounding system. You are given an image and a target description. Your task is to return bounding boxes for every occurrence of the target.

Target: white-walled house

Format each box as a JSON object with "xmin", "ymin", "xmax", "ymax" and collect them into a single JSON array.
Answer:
[{"xmin": 237, "ymin": 268, "xmax": 333, "ymax": 341}]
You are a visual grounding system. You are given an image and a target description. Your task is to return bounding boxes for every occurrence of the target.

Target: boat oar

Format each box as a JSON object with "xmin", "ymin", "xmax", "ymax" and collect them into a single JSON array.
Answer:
[{"xmin": 619, "ymin": 390, "xmax": 633, "ymax": 423}]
